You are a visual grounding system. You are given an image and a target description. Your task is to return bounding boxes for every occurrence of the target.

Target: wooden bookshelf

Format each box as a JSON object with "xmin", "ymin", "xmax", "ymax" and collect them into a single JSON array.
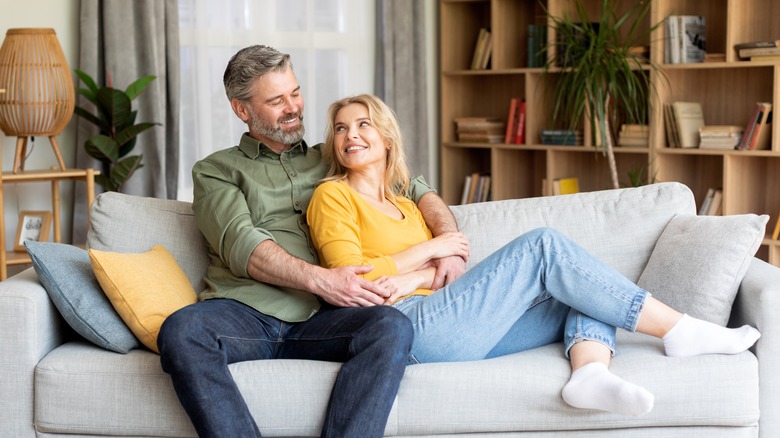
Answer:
[{"xmin": 439, "ymin": 0, "xmax": 780, "ymax": 267}]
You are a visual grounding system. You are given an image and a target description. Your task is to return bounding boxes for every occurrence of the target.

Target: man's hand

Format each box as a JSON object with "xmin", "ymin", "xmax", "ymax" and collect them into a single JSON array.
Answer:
[
  {"xmin": 316, "ymin": 265, "xmax": 393, "ymax": 307},
  {"xmin": 430, "ymin": 255, "xmax": 467, "ymax": 290}
]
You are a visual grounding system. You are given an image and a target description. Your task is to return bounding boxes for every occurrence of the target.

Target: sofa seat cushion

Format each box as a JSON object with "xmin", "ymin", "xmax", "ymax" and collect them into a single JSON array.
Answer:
[{"xmin": 35, "ymin": 334, "xmax": 758, "ymax": 437}]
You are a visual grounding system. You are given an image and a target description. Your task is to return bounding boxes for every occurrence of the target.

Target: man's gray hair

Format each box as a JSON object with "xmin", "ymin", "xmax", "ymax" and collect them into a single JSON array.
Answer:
[{"xmin": 223, "ymin": 45, "xmax": 293, "ymax": 102}]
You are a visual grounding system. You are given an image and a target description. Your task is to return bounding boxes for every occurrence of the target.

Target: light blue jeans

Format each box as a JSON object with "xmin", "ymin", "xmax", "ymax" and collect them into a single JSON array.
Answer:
[{"xmin": 392, "ymin": 227, "xmax": 649, "ymax": 364}]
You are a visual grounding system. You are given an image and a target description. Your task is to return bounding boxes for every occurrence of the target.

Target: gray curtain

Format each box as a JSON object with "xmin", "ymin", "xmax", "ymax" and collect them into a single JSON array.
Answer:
[
  {"xmin": 375, "ymin": 0, "xmax": 429, "ymax": 180},
  {"xmin": 73, "ymin": 0, "xmax": 179, "ymax": 242}
]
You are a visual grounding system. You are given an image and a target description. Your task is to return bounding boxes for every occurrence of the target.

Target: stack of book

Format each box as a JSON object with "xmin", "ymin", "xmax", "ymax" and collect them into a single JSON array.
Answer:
[
  {"xmin": 470, "ymin": 28, "xmax": 493, "ymax": 70},
  {"xmin": 699, "ymin": 125, "xmax": 743, "ymax": 150},
  {"xmin": 527, "ymin": 24, "xmax": 547, "ymax": 68},
  {"xmin": 698, "ymin": 188, "xmax": 723, "ymax": 216},
  {"xmin": 503, "ymin": 98, "xmax": 527, "ymax": 144},
  {"xmin": 540, "ymin": 129, "xmax": 582, "ymax": 146},
  {"xmin": 664, "ymin": 101, "xmax": 704, "ymax": 148},
  {"xmin": 665, "ymin": 15, "xmax": 706, "ymax": 64},
  {"xmin": 460, "ymin": 172, "xmax": 491, "ymax": 204},
  {"xmin": 737, "ymin": 102, "xmax": 772, "ymax": 150},
  {"xmin": 735, "ymin": 40, "xmax": 780, "ymax": 61},
  {"xmin": 617, "ymin": 124, "xmax": 649, "ymax": 147},
  {"xmin": 454, "ymin": 117, "xmax": 506, "ymax": 143}
]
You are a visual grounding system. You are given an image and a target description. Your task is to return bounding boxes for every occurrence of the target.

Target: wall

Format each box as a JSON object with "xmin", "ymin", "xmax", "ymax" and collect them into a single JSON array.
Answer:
[{"xmin": 0, "ymin": 0, "xmax": 79, "ymax": 263}]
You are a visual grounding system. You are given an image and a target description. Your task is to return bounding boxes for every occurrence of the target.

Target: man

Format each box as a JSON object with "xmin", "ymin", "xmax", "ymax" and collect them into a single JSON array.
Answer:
[{"xmin": 157, "ymin": 45, "xmax": 466, "ymax": 437}]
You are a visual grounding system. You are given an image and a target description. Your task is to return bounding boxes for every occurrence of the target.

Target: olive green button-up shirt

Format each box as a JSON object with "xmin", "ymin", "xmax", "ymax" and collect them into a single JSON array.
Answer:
[{"xmin": 192, "ymin": 133, "xmax": 434, "ymax": 322}]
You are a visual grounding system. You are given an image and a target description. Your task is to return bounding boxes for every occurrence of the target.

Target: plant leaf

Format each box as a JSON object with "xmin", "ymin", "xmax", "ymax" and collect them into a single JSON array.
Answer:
[
  {"xmin": 74, "ymin": 69, "xmax": 99, "ymax": 94},
  {"xmin": 85, "ymin": 134, "xmax": 119, "ymax": 162},
  {"xmin": 125, "ymin": 76, "xmax": 156, "ymax": 100},
  {"xmin": 115, "ymin": 122, "xmax": 160, "ymax": 154},
  {"xmin": 111, "ymin": 155, "xmax": 144, "ymax": 192},
  {"xmin": 74, "ymin": 106, "xmax": 102, "ymax": 128},
  {"xmin": 95, "ymin": 174, "xmax": 118, "ymax": 192},
  {"xmin": 76, "ymin": 87, "xmax": 97, "ymax": 104},
  {"xmin": 95, "ymin": 88, "xmax": 132, "ymax": 135}
]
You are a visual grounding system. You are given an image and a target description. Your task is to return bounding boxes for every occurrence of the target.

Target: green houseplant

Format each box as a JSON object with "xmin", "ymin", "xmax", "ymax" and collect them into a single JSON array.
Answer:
[
  {"xmin": 543, "ymin": 0, "xmax": 663, "ymax": 189},
  {"xmin": 73, "ymin": 70, "xmax": 158, "ymax": 192}
]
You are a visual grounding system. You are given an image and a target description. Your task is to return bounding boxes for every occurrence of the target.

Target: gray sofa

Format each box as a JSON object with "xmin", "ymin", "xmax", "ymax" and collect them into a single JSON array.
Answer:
[{"xmin": 1, "ymin": 182, "xmax": 778, "ymax": 437}]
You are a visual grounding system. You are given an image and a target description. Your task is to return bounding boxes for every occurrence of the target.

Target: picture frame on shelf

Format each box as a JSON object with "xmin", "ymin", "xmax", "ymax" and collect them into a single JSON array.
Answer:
[{"xmin": 14, "ymin": 211, "xmax": 52, "ymax": 252}]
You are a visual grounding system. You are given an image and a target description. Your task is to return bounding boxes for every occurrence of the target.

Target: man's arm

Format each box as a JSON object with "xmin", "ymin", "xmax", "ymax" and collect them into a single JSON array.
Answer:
[
  {"xmin": 246, "ymin": 240, "xmax": 391, "ymax": 307},
  {"xmin": 416, "ymin": 192, "xmax": 468, "ymax": 289}
]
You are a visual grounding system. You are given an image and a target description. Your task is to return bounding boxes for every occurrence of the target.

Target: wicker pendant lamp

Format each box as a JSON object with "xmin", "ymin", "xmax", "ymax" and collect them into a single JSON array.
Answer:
[{"xmin": 0, "ymin": 28, "xmax": 74, "ymax": 173}]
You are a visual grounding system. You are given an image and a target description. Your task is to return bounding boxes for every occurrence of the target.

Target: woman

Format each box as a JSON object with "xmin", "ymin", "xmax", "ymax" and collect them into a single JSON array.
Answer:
[{"xmin": 306, "ymin": 94, "xmax": 760, "ymax": 417}]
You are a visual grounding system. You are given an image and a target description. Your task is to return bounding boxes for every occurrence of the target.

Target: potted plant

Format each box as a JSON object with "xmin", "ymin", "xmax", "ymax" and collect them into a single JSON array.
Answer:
[
  {"xmin": 73, "ymin": 70, "xmax": 159, "ymax": 192},
  {"xmin": 542, "ymin": 0, "xmax": 663, "ymax": 189}
]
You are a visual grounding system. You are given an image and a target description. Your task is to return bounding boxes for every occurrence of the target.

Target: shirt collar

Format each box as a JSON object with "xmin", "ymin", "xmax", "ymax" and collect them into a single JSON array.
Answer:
[{"xmin": 238, "ymin": 133, "xmax": 309, "ymax": 158}]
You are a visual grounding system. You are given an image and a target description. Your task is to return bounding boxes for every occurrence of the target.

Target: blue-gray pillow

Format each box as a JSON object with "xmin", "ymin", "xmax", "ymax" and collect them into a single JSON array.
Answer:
[{"xmin": 25, "ymin": 241, "xmax": 140, "ymax": 353}]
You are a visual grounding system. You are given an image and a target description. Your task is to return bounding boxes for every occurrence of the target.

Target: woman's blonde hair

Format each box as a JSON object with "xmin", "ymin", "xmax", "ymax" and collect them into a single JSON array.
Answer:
[{"xmin": 322, "ymin": 94, "xmax": 411, "ymax": 198}]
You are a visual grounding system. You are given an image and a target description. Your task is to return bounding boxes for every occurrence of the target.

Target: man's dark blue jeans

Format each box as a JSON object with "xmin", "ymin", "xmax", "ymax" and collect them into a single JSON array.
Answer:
[{"xmin": 158, "ymin": 298, "xmax": 413, "ymax": 438}]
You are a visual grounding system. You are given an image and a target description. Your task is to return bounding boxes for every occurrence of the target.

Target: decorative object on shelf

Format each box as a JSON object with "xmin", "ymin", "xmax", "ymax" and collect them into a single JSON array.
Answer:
[
  {"xmin": 14, "ymin": 210, "xmax": 52, "ymax": 252},
  {"xmin": 73, "ymin": 70, "xmax": 158, "ymax": 192},
  {"xmin": 0, "ymin": 28, "xmax": 74, "ymax": 174},
  {"xmin": 665, "ymin": 16, "xmax": 706, "ymax": 64},
  {"xmin": 542, "ymin": 0, "xmax": 663, "ymax": 189}
]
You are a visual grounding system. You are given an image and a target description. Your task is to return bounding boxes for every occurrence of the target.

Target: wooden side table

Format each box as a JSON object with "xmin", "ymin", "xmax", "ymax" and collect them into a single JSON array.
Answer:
[{"xmin": 0, "ymin": 167, "xmax": 98, "ymax": 280}]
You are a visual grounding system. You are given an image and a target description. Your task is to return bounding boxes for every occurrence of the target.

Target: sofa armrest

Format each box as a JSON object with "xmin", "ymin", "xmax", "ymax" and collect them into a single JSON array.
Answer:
[
  {"xmin": 731, "ymin": 257, "xmax": 780, "ymax": 438},
  {"xmin": 0, "ymin": 267, "xmax": 66, "ymax": 438}
]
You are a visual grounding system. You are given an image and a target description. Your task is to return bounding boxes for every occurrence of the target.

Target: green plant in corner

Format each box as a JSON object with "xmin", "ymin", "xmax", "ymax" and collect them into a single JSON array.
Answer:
[
  {"xmin": 73, "ymin": 70, "xmax": 159, "ymax": 192},
  {"xmin": 542, "ymin": 0, "xmax": 664, "ymax": 190}
]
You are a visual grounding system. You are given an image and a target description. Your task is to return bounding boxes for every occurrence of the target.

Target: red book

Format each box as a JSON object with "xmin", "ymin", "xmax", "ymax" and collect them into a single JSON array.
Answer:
[
  {"xmin": 504, "ymin": 98, "xmax": 518, "ymax": 144},
  {"xmin": 514, "ymin": 100, "xmax": 527, "ymax": 144}
]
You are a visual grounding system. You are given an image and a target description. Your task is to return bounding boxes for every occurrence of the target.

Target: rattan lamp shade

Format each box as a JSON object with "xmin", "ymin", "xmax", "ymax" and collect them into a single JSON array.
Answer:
[{"xmin": 0, "ymin": 28, "xmax": 74, "ymax": 173}]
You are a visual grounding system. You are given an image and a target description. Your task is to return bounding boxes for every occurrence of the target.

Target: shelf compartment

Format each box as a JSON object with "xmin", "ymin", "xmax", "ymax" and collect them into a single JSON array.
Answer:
[
  {"xmin": 441, "ymin": 146, "xmax": 492, "ymax": 205},
  {"xmin": 440, "ymin": 0, "xmax": 491, "ymax": 71},
  {"xmin": 654, "ymin": 152, "xmax": 723, "ymax": 212},
  {"xmin": 724, "ymin": 154, "xmax": 780, "ymax": 219},
  {"xmin": 548, "ymin": 148, "xmax": 649, "ymax": 193},
  {"xmin": 653, "ymin": 0, "xmax": 727, "ymax": 63},
  {"xmin": 492, "ymin": 147, "xmax": 546, "ymax": 200}
]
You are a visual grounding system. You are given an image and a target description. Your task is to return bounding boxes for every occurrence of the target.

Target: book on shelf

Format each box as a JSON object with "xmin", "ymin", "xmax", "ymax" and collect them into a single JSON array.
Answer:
[
  {"xmin": 751, "ymin": 55, "xmax": 780, "ymax": 62},
  {"xmin": 455, "ymin": 117, "xmax": 506, "ymax": 143},
  {"xmin": 503, "ymin": 98, "xmax": 525, "ymax": 144},
  {"xmin": 527, "ymin": 24, "xmax": 547, "ymax": 68},
  {"xmin": 665, "ymin": 16, "xmax": 706, "ymax": 64},
  {"xmin": 738, "ymin": 46, "xmax": 780, "ymax": 59},
  {"xmin": 737, "ymin": 102, "xmax": 772, "ymax": 150},
  {"xmin": 460, "ymin": 172, "xmax": 491, "ymax": 204},
  {"xmin": 698, "ymin": 125, "xmax": 743, "ymax": 150},
  {"xmin": 617, "ymin": 124, "xmax": 649, "ymax": 147},
  {"xmin": 540, "ymin": 129, "xmax": 582, "ymax": 146},
  {"xmin": 552, "ymin": 177, "xmax": 579, "ymax": 196},
  {"xmin": 470, "ymin": 28, "xmax": 493, "ymax": 70},
  {"xmin": 665, "ymin": 102, "xmax": 705, "ymax": 148},
  {"xmin": 698, "ymin": 188, "xmax": 723, "ymax": 216},
  {"xmin": 735, "ymin": 40, "xmax": 780, "ymax": 52}
]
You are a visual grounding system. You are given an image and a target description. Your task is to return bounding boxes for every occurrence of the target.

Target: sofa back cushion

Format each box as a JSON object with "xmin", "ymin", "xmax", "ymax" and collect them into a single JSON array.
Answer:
[
  {"xmin": 450, "ymin": 182, "xmax": 696, "ymax": 282},
  {"xmin": 87, "ymin": 192, "xmax": 210, "ymax": 293}
]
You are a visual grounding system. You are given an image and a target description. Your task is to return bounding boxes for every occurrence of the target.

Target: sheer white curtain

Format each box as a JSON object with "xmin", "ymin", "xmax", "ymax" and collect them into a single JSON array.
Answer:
[{"xmin": 177, "ymin": 0, "xmax": 375, "ymax": 201}]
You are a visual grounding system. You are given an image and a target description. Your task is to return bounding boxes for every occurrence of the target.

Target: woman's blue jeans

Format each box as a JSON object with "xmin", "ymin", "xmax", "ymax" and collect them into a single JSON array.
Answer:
[
  {"xmin": 158, "ymin": 300, "xmax": 413, "ymax": 438},
  {"xmin": 392, "ymin": 227, "xmax": 649, "ymax": 364}
]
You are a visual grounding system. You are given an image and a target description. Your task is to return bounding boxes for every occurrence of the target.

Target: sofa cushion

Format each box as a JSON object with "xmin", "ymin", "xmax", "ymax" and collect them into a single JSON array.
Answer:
[
  {"xmin": 89, "ymin": 245, "xmax": 198, "ymax": 353},
  {"xmin": 637, "ymin": 213, "xmax": 768, "ymax": 326},
  {"xmin": 450, "ymin": 182, "xmax": 696, "ymax": 282},
  {"xmin": 87, "ymin": 191, "xmax": 210, "ymax": 293},
  {"xmin": 24, "ymin": 241, "xmax": 140, "ymax": 353}
]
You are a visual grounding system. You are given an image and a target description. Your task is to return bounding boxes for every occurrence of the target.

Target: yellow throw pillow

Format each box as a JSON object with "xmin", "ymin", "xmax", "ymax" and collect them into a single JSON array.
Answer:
[{"xmin": 89, "ymin": 245, "xmax": 197, "ymax": 353}]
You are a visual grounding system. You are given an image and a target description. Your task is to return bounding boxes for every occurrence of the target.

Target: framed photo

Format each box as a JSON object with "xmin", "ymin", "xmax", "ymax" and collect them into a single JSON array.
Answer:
[{"xmin": 14, "ymin": 211, "xmax": 52, "ymax": 252}]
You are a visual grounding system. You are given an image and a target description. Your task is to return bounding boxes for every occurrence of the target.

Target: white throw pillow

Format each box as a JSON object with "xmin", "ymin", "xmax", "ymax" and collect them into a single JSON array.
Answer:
[{"xmin": 637, "ymin": 213, "xmax": 768, "ymax": 326}]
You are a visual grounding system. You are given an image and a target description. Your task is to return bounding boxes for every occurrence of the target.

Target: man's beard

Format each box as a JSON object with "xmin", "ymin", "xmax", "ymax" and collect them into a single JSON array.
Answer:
[{"xmin": 248, "ymin": 106, "xmax": 305, "ymax": 146}]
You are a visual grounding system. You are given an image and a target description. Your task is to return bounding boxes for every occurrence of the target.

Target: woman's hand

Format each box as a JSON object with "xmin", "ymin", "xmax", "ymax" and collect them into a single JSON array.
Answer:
[
  {"xmin": 420, "ymin": 232, "xmax": 470, "ymax": 262},
  {"xmin": 375, "ymin": 269, "xmax": 434, "ymax": 304}
]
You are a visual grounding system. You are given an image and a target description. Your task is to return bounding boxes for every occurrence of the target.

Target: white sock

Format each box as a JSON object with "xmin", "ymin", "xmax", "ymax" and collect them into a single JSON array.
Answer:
[
  {"xmin": 561, "ymin": 362, "xmax": 654, "ymax": 416},
  {"xmin": 662, "ymin": 314, "xmax": 761, "ymax": 358}
]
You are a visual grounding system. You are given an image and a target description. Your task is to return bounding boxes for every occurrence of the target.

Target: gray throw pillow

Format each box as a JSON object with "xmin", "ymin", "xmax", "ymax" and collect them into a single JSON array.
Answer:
[
  {"xmin": 25, "ymin": 241, "xmax": 140, "ymax": 353},
  {"xmin": 637, "ymin": 213, "xmax": 768, "ymax": 326}
]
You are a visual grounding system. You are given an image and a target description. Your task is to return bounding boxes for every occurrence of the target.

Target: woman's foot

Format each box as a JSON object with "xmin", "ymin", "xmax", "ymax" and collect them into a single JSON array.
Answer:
[
  {"xmin": 562, "ymin": 362, "xmax": 654, "ymax": 416},
  {"xmin": 662, "ymin": 314, "xmax": 761, "ymax": 357}
]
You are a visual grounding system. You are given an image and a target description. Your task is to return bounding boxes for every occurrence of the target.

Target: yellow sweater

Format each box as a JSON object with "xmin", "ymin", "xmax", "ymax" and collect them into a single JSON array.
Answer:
[{"xmin": 307, "ymin": 180, "xmax": 433, "ymax": 297}]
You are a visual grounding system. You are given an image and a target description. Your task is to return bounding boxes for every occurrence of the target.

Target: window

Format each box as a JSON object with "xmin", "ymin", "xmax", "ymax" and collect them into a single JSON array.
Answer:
[{"xmin": 177, "ymin": 0, "xmax": 375, "ymax": 201}]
